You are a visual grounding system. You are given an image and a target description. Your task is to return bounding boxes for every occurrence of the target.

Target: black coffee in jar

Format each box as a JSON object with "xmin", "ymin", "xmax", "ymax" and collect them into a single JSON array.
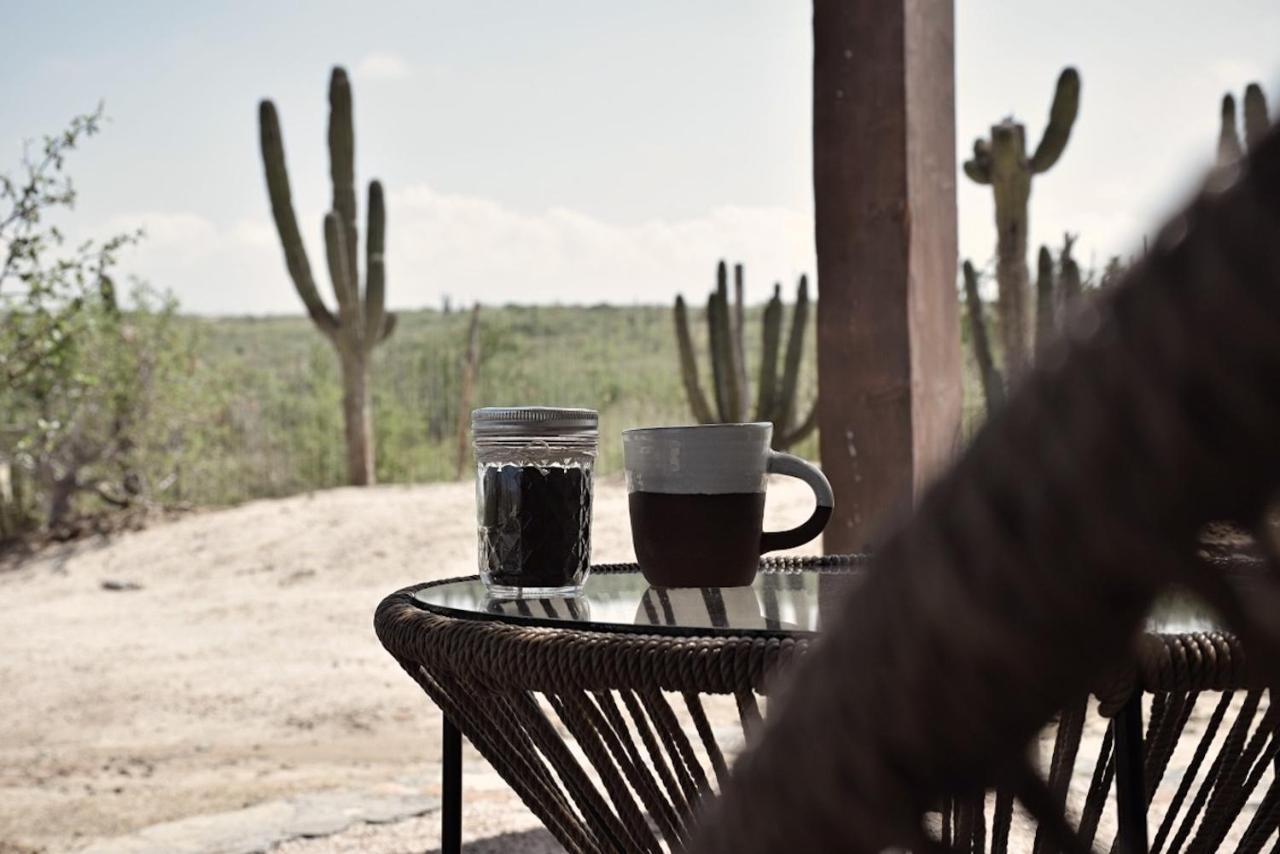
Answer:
[{"xmin": 480, "ymin": 464, "xmax": 592, "ymax": 590}]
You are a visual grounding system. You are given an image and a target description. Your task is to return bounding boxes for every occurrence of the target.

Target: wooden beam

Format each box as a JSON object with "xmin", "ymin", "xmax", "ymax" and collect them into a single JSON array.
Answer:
[{"xmin": 813, "ymin": 0, "xmax": 963, "ymax": 553}]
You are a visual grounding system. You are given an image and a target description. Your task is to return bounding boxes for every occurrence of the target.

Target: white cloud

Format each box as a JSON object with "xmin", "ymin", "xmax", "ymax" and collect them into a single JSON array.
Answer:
[
  {"xmin": 102, "ymin": 211, "xmax": 219, "ymax": 254},
  {"xmin": 388, "ymin": 184, "xmax": 814, "ymax": 308},
  {"xmin": 86, "ymin": 211, "xmax": 289, "ymax": 314},
  {"xmin": 354, "ymin": 52, "xmax": 411, "ymax": 81},
  {"xmin": 228, "ymin": 218, "xmax": 276, "ymax": 248},
  {"xmin": 1209, "ymin": 60, "xmax": 1257, "ymax": 92},
  {"xmin": 90, "ymin": 188, "xmax": 817, "ymax": 316}
]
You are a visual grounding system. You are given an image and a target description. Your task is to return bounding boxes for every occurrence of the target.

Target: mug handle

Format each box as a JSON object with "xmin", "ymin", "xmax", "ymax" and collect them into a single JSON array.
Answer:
[{"xmin": 760, "ymin": 451, "xmax": 835, "ymax": 554}]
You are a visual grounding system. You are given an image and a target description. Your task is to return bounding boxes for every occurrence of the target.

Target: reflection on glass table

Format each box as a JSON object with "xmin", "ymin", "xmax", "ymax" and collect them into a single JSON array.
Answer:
[
  {"xmin": 633, "ymin": 584, "xmax": 802, "ymax": 631},
  {"xmin": 416, "ymin": 566, "xmax": 1233, "ymax": 639},
  {"xmin": 417, "ymin": 567, "xmax": 848, "ymax": 637}
]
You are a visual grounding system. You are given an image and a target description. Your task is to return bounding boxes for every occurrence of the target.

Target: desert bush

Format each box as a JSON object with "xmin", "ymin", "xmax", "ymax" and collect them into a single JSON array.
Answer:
[
  {"xmin": 2, "ymin": 284, "xmax": 198, "ymax": 526},
  {"xmin": 0, "ymin": 109, "xmax": 200, "ymax": 535}
]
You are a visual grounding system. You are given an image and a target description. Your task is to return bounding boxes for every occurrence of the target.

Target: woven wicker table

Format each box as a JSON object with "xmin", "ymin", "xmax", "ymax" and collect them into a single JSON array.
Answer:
[{"xmin": 375, "ymin": 556, "xmax": 1269, "ymax": 854}]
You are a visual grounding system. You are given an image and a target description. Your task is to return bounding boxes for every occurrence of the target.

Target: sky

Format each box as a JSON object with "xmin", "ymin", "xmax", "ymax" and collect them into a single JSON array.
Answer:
[{"xmin": 1, "ymin": 0, "xmax": 1277, "ymax": 315}]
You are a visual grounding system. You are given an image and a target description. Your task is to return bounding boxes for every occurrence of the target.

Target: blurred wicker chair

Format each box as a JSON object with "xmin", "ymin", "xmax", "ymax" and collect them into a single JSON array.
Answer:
[{"xmin": 685, "ymin": 127, "xmax": 1280, "ymax": 853}]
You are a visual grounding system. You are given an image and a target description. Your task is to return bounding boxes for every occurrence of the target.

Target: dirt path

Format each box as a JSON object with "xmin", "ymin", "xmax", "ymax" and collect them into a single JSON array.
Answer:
[{"xmin": 0, "ymin": 477, "xmax": 820, "ymax": 852}]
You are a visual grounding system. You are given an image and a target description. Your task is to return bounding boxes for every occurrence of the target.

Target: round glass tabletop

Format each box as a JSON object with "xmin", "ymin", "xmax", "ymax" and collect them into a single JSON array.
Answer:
[{"xmin": 411, "ymin": 564, "xmax": 1230, "ymax": 640}]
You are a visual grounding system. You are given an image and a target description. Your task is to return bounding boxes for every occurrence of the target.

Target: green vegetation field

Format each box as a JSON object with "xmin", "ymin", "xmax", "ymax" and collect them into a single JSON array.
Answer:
[
  {"xmin": 171, "ymin": 301, "xmax": 984, "ymax": 508},
  {"xmin": 178, "ymin": 303, "xmax": 797, "ymax": 505}
]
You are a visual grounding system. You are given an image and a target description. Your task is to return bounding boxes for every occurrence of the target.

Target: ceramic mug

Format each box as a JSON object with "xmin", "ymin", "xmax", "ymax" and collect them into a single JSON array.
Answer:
[{"xmin": 622, "ymin": 423, "xmax": 833, "ymax": 587}]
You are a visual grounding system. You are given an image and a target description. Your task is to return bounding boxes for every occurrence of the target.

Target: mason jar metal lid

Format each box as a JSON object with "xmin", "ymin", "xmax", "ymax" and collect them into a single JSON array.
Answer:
[{"xmin": 471, "ymin": 406, "xmax": 599, "ymax": 438}]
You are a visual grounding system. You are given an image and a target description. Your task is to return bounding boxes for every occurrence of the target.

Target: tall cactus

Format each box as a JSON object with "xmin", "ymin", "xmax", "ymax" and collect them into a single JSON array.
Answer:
[
  {"xmin": 1218, "ymin": 83, "xmax": 1270, "ymax": 167},
  {"xmin": 258, "ymin": 67, "xmax": 395, "ymax": 486},
  {"xmin": 964, "ymin": 67, "xmax": 1080, "ymax": 384},
  {"xmin": 674, "ymin": 261, "xmax": 816, "ymax": 450}
]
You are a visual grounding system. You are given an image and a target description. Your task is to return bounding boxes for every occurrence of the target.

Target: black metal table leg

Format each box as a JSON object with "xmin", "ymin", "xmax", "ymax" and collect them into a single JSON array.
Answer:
[
  {"xmin": 443, "ymin": 715, "xmax": 462, "ymax": 854},
  {"xmin": 1114, "ymin": 693, "xmax": 1148, "ymax": 854}
]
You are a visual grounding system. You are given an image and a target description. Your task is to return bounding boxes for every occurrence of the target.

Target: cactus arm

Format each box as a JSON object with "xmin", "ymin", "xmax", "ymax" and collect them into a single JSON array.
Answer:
[
  {"xmin": 718, "ymin": 263, "xmax": 743, "ymax": 422},
  {"xmin": 732, "ymin": 263, "xmax": 750, "ymax": 419},
  {"xmin": 1029, "ymin": 67, "xmax": 1080, "ymax": 173},
  {"xmin": 323, "ymin": 211, "xmax": 362, "ymax": 345},
  {"xmin": 963, "ymin": 160, "xmax": 992, "ymax": 184},
  {"xmin": 328, "ymin": 68, "xmax": 360, "ymax": 289},
  {"xmin": 777, "ymin": 275, "xmax": 810, "ymax": 432},
  {"xmin": 756, "ymin": 284, "xmax": 783, "ymax": 422},
  {"xmin": 777, "ymin": 402, "xmax": 818, "ymax": 451},
  {"xmin": 379, "ymin": 311, "xmax": 397, "ymax": 343},
  {"xmin": 258, "ymin": 100, "xmax": 338, "ymax": 337},
  {"xmin": 962, "ymin": 260, "xmax": 1005, "ymax": 414},
  {"xmin": 964, "ymin": 139, "xmax": 993, "ymax": 184},
  {"xmin": 711, "ymin": 262, "xmax": 741, "ymax": 422},
  {"xmin": 1034, "ymin": 245, "xmax": 1056, "ymax": 352},
  {"xmin": 364, "ymin": 180, "xmax": 386, "ymax": 348},
  {"xmin": 1243, "ymin": 84, "xmax": 1269, "ymax": 151},
  {"xmin": 674, "ymin": 296, "xmax": 715, "ymax": 424},
  {"xmin": 1058, "ymin": 233, "xmax": 1083, "ymax": 311},
  {"xmin": 1218, "ymin": 94, "xmax": 1244, "ymax": 166},
  {"xmin": 706, "ymin": 290, "xmax": 728, "ymax": 421}
]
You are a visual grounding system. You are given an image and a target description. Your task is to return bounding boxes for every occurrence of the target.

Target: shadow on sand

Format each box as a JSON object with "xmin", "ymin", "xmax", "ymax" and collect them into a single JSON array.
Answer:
[{"xmin": 429, "ymin": 827, "xmax": 563, "ymax": 853}]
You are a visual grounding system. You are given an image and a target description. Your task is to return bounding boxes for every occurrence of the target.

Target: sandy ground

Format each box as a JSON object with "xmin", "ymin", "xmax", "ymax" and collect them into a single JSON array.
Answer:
[{"xmin": 0, "ymin": 476, "xmax": 821, "ymax": 853}]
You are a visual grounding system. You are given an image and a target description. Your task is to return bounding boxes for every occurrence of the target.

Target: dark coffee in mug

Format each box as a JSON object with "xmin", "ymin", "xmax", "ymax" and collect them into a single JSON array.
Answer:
[
  {"xmin": 622, "ymin": 423, "xmax": 833, "ymax": 588},
  {"xmin": 628, "ymin": 491, "xmax": 766, "ymax": 587}
]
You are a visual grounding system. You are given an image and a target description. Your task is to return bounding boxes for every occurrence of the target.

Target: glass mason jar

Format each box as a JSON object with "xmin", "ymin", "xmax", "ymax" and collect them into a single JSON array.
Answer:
[{"xmin": 472, "ymin": 407, "xmax": 598, "ymax": 597}]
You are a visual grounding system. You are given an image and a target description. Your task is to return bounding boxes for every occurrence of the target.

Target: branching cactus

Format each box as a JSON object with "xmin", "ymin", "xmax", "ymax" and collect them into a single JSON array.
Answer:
[
  {"xmin": 964, "ymin": 67, "xmax": 1081, "ymax": 383},
  {"xmin": 1218, "ymin": 83, "xmax": 1270, "ymax": 166},
  {"xmin": 674, "ymin": 261, "xmax": 816, "ymax": 450},
  {"xmin": 965, "ymin": 233, "xmax": 1083, "ymax": 416},
  {"xmin": 258, "ymin": 67, "xmax": 395, "ymax": 486}
]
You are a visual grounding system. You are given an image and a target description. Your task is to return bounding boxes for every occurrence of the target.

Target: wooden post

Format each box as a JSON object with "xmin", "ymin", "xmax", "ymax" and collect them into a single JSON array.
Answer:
[
  {"xmin": 813, "ymin": 0, "xmax": 963, "ymax": 553},
  {"xmin": 454, "ymin": 304, "xmax": 483, "ymax": 480},
  {"xmin": 0, "ymin": 460, "xmax": 16, "ymax": 541}
]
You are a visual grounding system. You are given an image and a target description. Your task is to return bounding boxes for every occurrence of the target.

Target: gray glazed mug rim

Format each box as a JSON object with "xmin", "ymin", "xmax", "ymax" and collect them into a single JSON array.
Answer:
[{"xmin": 622, "ymin": 422, "xmax": 771, "ymax": 436}]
